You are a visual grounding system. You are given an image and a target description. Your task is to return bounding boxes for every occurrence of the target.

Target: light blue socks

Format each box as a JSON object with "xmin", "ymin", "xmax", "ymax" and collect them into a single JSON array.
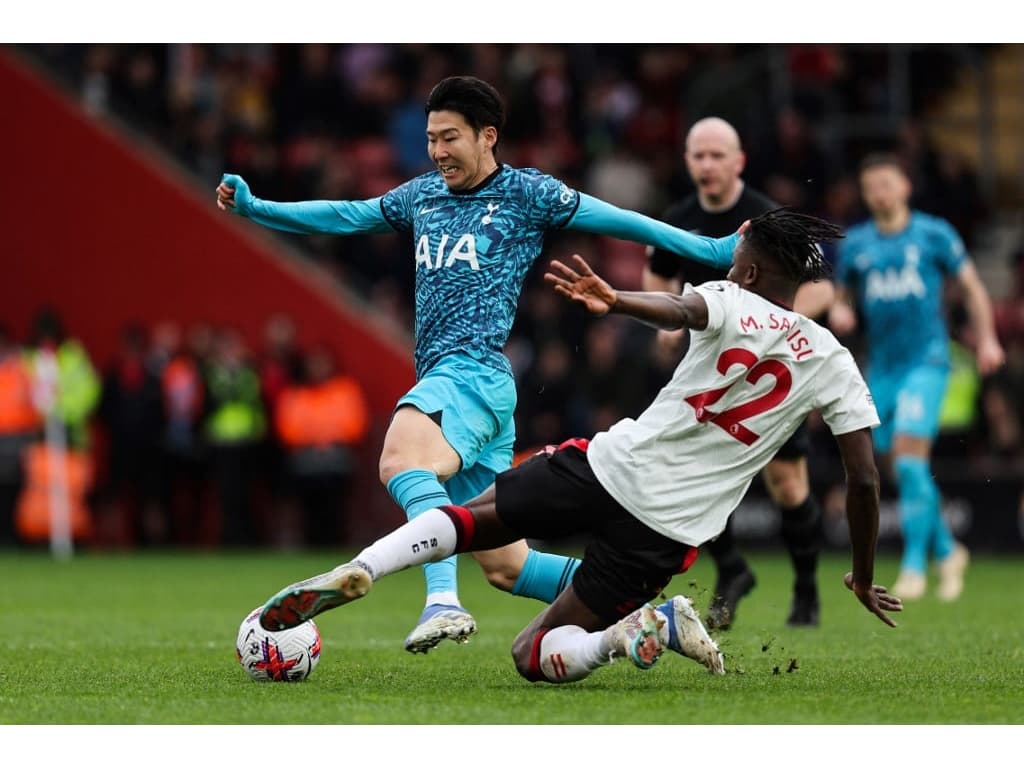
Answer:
[
  {"xmin": 512, "ymin": 549, "xmax": 581, "ymax": 603},
  {"xmin": 895, "ymin": 455, "xmax": 953, "ymax": 573}
]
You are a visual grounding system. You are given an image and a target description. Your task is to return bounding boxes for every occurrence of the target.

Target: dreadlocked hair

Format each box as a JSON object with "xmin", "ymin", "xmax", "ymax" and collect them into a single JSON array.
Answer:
[{"xmin": 744, "ymin": 208, "xmax": 842, "ymax": 282}]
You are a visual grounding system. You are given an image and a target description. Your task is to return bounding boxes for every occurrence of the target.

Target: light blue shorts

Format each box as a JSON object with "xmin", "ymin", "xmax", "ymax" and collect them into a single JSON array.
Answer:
[
  {"xmin": 869, "ymin": 364, "xmax": 949, "ymax": 453},
  {"xmin": 397, "ymin": 353, "xmax": 517, "ymax": 505}
]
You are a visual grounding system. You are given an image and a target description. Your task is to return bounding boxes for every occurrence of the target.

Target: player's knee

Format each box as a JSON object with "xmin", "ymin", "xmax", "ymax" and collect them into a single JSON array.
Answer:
[
  {"xmin": 378, "ymin": 454, "xmax": 409, "ymax": 486},
  {"xmin": 764, "ymin": 463, "xmax": 809, "ymax": 508},
  {"xmin": 510, "ymin": 629, "xmax": 539, "ymax": 680},
  {"xmin": 773, "ymin": 482, "xmax": 808, "ymax": 508},
  {"xmin": 481, "ymin": 563, "xmax": 518, "ymax": 592},
  {"xmin": 472, "ymin": 548, "xmax": 522, "ymax": 592}
]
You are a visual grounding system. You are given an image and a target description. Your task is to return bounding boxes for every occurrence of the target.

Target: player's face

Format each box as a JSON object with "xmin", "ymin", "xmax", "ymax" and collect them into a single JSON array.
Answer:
[
  {"xmin": 685, "ymin": 130, "xmax": 745, "ymax": 205},
  {"xmin": 726, "ymin": 241, "xmax": 755, "ymax": 286},
  {"xmin": 860, "ymin": 165, "xmax": 911, "ymax": 218},
  {"xmin": 426, "ymin": 110, "xmax": 498, "ymax": 191}
]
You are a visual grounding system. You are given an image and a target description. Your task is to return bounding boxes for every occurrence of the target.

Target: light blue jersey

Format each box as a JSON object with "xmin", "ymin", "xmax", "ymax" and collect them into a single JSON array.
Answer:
[
  {"xmin": 226, "ymin": 166, "xmax": 736, "ymax": 380},
  {"xmin": 836, "ymin": 211, "xmax": 967, "ymax": 372}
]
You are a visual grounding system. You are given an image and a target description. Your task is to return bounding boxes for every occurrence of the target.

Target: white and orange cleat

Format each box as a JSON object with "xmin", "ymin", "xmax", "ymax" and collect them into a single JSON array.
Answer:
[
  {"xmin": 891, "ymin": 569, "xmax": 927, "ymax": 601},
  {"xmin": 936, "ymin": 543, "xmax": 969, "ymax": 602},
  {"xmin": 259, "ymin": 563, "xmax": 372, "ymax": 631}
]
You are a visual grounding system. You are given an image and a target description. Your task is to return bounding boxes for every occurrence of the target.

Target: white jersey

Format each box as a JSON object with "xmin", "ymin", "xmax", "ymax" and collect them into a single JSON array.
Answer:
[{"xmin": 588, "ymin": 281, "xmax": 879, "ymax": 546}]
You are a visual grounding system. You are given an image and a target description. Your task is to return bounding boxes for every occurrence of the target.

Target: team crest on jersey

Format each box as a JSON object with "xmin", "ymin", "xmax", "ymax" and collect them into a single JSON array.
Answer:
[
  {"xmin": 415, "ymin": 233, "xmax": 481, "ymax": 270},
  {"xmin": 481, "ymin": 203, "xmax": 500, "ymax": 224}
]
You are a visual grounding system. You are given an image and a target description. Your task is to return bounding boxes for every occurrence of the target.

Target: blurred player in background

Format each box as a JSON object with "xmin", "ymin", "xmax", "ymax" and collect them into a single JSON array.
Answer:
[
  {"xmin": 256, "ymin": 210, "xmax": 901, "ymax": 686},
  {"xmin": 643, "ymin": 117, "xmax": 834, "ymax": 629},
  {"xmin": 217, "ymin": 76, "xmax": 739, "ymax": 654},
  {"xmin": 829, "ymin": 153, "xmax": 1005, "ymax": 601}
]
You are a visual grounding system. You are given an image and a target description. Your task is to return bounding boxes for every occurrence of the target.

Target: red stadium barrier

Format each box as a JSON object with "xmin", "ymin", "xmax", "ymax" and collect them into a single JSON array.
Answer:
[{"xmin": 0, "ymin": 49, "xmax": 415, "ymax": 537}]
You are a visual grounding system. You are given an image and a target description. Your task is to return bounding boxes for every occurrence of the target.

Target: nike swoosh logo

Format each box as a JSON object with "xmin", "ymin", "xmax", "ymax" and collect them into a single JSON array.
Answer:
[{"xmin": 419, "ymin": 206, "xmax": 440, "ymax": 215}]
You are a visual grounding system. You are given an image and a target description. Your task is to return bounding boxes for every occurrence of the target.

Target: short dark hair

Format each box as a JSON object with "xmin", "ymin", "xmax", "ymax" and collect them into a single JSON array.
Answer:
[
  {"xmin": 859, "ymin": 152, "xmax": 907, "ymax": 176},
  {"xmin": 744, "ymin": 208, "xmax": 840, "ymax": 282},
  {"xmin": 425, "ymin": 76, "xmax": 506, "ymax": 144}
]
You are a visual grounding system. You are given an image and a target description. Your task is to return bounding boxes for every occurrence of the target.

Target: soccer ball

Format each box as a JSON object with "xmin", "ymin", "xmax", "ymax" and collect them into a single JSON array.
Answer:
[{"xmin": 235, "ymin": 606, "xmax": 321, "ymax": 682}]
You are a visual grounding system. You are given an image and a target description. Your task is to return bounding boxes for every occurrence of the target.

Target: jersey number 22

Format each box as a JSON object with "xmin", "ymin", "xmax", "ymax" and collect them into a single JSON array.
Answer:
[{"xmin": 684, "ymin": 347, "xmax": 792, "ymax": 445}]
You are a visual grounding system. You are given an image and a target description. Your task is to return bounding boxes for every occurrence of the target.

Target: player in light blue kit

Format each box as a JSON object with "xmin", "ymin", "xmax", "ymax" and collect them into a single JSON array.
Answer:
[
  {"xmin": 216, "ymin": 76, "xmax": 738, "ymax": 652},
  {"xmin": 829, "ymin": 153, "xmax": 1004, "ymax": 602}
]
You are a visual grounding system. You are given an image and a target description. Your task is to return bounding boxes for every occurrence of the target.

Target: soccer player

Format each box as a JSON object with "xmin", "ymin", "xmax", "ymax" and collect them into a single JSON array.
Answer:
[
  {"xmin": 829, "ymin": 152, "xmax": 1005, "ymax": 601},
  {"xmin": 216, "ymin": 76, "xmax": 738, "ymax": 654},
  {"xmin": 257, "ymin": 210, "xmax": 902, "ymax": 685},
  {"xmin": 642, "ymin": 117, "xmax": 834, "ymax": 629}
]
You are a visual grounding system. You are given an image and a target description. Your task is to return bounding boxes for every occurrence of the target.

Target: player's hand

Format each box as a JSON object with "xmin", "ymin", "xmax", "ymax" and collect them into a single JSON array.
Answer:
[
  {"xmin": 975, "ymin": 335, "xmax": 1006, "ymax": 376},
  {"xmin": 828, "ymin": 302, "xmax": 857, "ymax": 336},
  {"xmin": 544, "ymin": 254, "xmax": 617, "ymax": 316},
  {"xmin": 216, "ymin": 173, "xmax": 252, "ymax": 214},
  {"xmin": 844, "ymin": 572, "xmax": 903, "ymax": 627}
]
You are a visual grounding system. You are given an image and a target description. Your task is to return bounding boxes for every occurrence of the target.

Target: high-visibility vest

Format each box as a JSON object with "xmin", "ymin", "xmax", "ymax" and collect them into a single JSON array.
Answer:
[
  {"xmin": 15, "ymin": 442, "xmax": 93, "ymax": 541},
  {"xmin": 275, "ymin": 376, "xmax": 369, "ymax": 449},
  {"xmin": 0, "ymin": 355, "xmax": 42, "ymax": 434}
]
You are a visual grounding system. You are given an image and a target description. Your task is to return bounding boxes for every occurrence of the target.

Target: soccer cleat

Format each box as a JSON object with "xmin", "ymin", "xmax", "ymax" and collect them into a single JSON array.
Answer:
[
  {"xmin": 655, "ymin": 595, "xmax": 726, "ymax": 675},
  {"xmin": 403, "ymin": 604, "xmax": 477, "ymax": 654},
  {"xmin": 259, "ymin": 563, "xmax": 372, "ymax": 631},
  {"xmin": 891, "ymin": 569, "xmax": 926, "ymax": 601},
  {"xmin": 706, "ymin": 568, "xmax": 756, "ymax": 630},
  {"xmin": 608, "ymin": 603, "xmax": 664, "ymax": 670},
  {"xmin": 786, "ymin": 586, "xmax": 820, "ymax": 627},
  {"xmin": 936, "ymin": 543, "xmax": 969, "ymax": 602}
]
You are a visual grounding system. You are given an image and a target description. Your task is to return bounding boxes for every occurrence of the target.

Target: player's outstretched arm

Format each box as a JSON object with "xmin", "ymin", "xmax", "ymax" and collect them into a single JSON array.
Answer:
[
  {"xmin": 834, "ymin": 428, "xmax": 903, "ymax": 627},
  {"xmin": 545, "ymin": 254, "xmax": 709, "ymax": 331},
  {"xmin": 567, "ymin": 194, "xmax": 738, "ymax": 270},
  {"xmin": 957, "ymin": 261, "xmax": 1006, "ymax": 375},
  {"xmin": 215, "ymin": 173, "xmax": 393, "ymax": 236}
]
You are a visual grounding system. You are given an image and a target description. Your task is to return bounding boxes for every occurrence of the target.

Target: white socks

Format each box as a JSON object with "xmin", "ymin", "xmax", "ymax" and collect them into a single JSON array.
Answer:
[
  {"xmin": 352, "ymin": 508, "xmax": 457, "ymax": 581},
  {"xmin": 538, "ymin": 625, "xmax": 613, "ymax": 683}
]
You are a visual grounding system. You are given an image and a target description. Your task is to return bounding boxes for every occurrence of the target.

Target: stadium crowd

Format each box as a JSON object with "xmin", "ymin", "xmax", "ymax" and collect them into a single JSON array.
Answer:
[{"xmin": 3, "ymin": 43, "xmax": 1022, "ymax": 550}]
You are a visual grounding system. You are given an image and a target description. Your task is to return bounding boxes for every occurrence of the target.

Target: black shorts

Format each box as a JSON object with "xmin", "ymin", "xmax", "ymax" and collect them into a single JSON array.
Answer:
[
  {"xmin": 494, "ymin": 439, "xmax": 698, "ymax": 624},
  {"xmin": 772, "ymin": 420, "xmax": 810, "ymax": 462}
]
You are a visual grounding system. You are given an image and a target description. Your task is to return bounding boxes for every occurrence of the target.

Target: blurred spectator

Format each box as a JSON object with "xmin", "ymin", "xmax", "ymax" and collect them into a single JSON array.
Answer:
[
  {"xmin": 96, "ymin": 323, "xmax": 166, "ymax": 546},
  {"xmin": 275, "ymin": 344, "xmax": 369, "ymax": 547},
  {"xmin": 572, "ymin": 317, "xmax": 647, "ymax": 435},
  {"xmin": 203, "ymin": 328, "xmax": 266, "ymax": 547},
  {"xmin": 515, "ymin": 337, "xmax": 576, "ymax": 450},
  {"xmin": 274, "ymin": 44, "xmax": 353, "ymax": 141},
  {"xmin": 18, "ymin": 308, "xmax": 101, "ymax": 545},
  {"xmin": 25, "ymin": 308, "xmax": 101, "ymax": 453},
  {"xmin": 0, "ymin": 325, "xmax": 42, "ymax": 547},
  {"xmin": 112, "ymin": 46, "xmax": 168, "ymax": 139},
  {"xmin": 158, "ymin": 323, "xmax": 208, "ymax": 546},
  {"xmin": 898, "ymin": 119, "xmax": 985, "ymax": 248},
  {"xmin": 256, "ymin": 313, "xmax": 305, "ymax": 542},
  {"xmin": 752, "ymin": 107, "xmax": 829, "ymax": 213},
  {"xmin": 80, "ymin": 44, "xmax": 116, "ymax": 117}
]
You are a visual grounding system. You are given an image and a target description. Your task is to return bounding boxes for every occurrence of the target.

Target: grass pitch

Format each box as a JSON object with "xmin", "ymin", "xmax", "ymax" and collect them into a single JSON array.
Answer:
[{"xmin": 2, "ymin": 548, "xmax": 1022, "ymax": 737}]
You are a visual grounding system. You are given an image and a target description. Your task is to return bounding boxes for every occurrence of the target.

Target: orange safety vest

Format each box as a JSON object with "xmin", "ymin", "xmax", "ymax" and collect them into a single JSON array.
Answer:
[
  {"xmin": 0, "ymin": 356, "xmax": 42, "ymax": 434},
  {"xmin": 15, "ymin": 442, "xmax": 93, "ymax": 541},
  {"xmin": 275, "ymin": 376, "xmax": 369, "ymax": 449}
]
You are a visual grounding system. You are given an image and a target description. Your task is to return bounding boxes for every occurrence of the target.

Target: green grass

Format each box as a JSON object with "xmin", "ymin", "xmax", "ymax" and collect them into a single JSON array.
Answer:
[{"xmin": 2, "ymin": 549, "xmax": 1022, "ymax": 728}]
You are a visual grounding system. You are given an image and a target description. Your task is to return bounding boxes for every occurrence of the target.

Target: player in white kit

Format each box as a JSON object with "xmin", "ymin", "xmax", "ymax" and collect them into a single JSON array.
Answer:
[{"xmin": 253, "ymin": 209, "xmax": 903, "ymax": 684}]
